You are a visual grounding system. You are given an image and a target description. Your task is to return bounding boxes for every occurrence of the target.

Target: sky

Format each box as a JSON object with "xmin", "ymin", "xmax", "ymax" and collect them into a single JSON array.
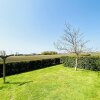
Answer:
[{"xmin": 0, "ymin": 0, "xmax": 100, "ymax": 54}]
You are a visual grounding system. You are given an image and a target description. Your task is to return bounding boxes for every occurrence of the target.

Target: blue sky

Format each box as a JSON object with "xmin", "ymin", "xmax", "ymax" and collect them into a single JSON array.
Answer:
[{"xmin": 0, "ymin": 0, "xmax": 100, "ymax": 54}]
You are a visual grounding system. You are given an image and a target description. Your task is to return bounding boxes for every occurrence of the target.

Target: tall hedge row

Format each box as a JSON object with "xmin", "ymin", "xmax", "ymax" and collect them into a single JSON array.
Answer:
[
  {"xmin": 0, "ymin": 58, "xmax": 61, "ymax": 77},
  {"xmin": 61, "ymin": 56, "xmax": 100, "ymax": 71}
]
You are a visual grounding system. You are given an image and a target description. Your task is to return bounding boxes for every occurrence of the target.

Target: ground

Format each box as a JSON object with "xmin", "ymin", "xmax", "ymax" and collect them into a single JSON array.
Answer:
[{"xmin": 0, "ymin": 64, "xmax": 100, "ymax": 100}]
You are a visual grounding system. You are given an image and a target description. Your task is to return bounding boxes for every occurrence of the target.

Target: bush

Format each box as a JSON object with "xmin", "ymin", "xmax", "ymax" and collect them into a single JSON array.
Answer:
[
  {"xmin": 0, "ymin": 58, "xmax": 61, "ymax": 77},
  {"xmin": 61, "ymin": 56, "xmax": 100, "ymax": 71}
]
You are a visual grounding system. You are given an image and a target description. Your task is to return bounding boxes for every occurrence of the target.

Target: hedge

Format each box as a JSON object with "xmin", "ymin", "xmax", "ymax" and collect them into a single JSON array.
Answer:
[
  {"xmin": 61, "ymin": 56, "xmax": 100, "ymax": 71},
  {"xmin": 0, "ymin": 58, "xmax": 61, "ymax": 77}
]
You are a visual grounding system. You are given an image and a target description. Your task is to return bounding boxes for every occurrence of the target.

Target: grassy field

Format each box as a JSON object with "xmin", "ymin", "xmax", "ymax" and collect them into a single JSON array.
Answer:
[
  {"xmin": 0, "ymin": 52, "xmax": 100, "ymax": 63},
  {"xmin": 0, "ymin": 55, "xmax": 63, "ymax": 63},
  {"xmin": 67, "ymin": 52, "xmax": 100, "ymax": 57},
  {"xmin": 0, "ymin": 64, "xmax": 100, "ymax": 100}
]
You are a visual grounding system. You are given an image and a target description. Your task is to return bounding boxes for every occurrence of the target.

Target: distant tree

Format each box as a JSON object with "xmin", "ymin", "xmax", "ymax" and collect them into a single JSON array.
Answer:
[
  {"xmin": 54, "ymin": 23, "xmax": 88, "ymax": 70},
  {"xmin": 0, "ymin": 51, "xmax": 6, "ymax": 56},
  {"xmin": 41, "ymin": 51, "xmax": 58, "ymax": 55}
]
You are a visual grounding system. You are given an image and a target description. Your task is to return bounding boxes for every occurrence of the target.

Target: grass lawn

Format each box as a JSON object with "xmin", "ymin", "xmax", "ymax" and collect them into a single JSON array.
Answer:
[{"xmin": 0, "ymin": 65, "xmax": 100, "ymax": 100}]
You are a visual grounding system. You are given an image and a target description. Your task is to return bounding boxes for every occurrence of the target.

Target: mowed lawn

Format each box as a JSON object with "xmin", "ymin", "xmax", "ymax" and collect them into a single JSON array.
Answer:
[{"xmin": 0, "ymin": 65, "xmax": 100, "ymax": 100}]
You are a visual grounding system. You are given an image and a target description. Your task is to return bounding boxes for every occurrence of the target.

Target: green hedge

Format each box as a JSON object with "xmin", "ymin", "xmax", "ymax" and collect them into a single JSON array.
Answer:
[
  {"xmin": 61, "ymin": 56, "xmax": 100, "ymax": 71},
  {"xmin": 0, "ymin": 58, "xmax": 61, "ymax": 77}
]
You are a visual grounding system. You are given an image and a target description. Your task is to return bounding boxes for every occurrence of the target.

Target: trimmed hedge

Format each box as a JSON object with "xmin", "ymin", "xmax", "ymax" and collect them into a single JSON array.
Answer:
[
  {"xmin": 0, "ymin": 58, "xmax": 61, "ymax": 77},
  {"xmin": 61, "ymin": 56, "xmax": 100, "ymax": 71}
]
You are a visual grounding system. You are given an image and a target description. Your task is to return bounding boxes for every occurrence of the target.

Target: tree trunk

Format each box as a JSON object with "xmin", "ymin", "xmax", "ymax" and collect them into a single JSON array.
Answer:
[
  {"xmin": 3, "ymin": 59, "xmax": 6, "ymax": 83},
  {"xmin": 75, "ymin": 57, "xmax": 78, "ymax": 71}
]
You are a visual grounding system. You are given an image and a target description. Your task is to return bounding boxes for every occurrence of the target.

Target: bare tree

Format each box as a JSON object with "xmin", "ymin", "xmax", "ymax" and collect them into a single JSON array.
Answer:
[
  {"xmin": 54, "ymin": 23, "xmax": 88, "ymax": 70},
  {"xmin": 0, "ymin": 51, "xmax": 11, "ymax": 83}
]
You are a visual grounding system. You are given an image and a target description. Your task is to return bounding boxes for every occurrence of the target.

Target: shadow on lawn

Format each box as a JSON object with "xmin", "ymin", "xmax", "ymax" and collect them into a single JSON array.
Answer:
[
  {"xmin": 5, "ymin": 81, "xmax": 33, "ymax": 86},
  {"xmin": 0, "ymin": 81, "xmax": 33, "ymax": 90},
  {"xmin": 0, "ymin": 86, "xmax": 7, "ymax": 90}
]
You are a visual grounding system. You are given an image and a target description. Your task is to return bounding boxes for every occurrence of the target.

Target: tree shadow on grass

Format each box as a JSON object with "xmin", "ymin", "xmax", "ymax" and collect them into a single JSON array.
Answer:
[
  {"xmin": 0, "ymin": 86, "xmax": 7, "ymax": 90},
  {"xmin": 5, "ymin": 81, "xmax": 33, "ymax": 86},
  {"xmin": 0, "ymin": 81, "xmax": 33, "ymax": 91}
]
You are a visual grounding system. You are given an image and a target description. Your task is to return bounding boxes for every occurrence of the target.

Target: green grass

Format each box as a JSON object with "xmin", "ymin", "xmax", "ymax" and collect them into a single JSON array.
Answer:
[{"xmin": 0, "ymin": 65, "xmax": 100, "ymax": 100}]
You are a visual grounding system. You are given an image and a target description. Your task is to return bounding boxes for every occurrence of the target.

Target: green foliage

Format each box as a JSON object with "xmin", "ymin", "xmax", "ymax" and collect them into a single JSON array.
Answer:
[
  {"xmin": 41, "ymin": 51, "xmax": 58, "ymax": 55},
  {"xmin": 61, "ymin": 56, "xmax": 100, "ymax": 71},
  {"xmin": 0, "ymin": 58, "xmax": 61, "ymax": 77}
]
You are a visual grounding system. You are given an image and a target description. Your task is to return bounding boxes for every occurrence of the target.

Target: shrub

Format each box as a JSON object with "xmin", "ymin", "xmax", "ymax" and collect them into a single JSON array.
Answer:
[
  {"xmin": 0, "ymin": 58, "xmax": 61, "ymax": 77},
  {"xmin": 61, "ymin": 56, "xmax": 100, "ymax": 71}
]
